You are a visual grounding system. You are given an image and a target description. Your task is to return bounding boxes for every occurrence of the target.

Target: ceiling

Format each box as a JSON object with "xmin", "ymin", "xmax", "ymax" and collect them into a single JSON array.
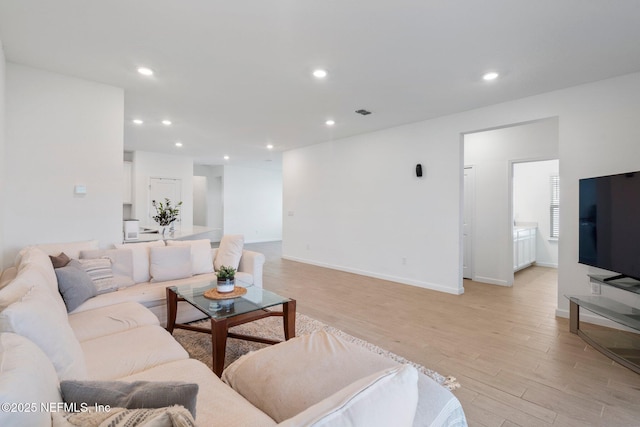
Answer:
[{"xmin": 1, "ymin": 1, "xmax": 640, "ymax": 170}]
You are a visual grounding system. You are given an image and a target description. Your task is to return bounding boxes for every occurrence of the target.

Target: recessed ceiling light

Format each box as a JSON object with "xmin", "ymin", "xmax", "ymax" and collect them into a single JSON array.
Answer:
[
  {"xmin": 132, "ymin": 119, "xmax": 143, "ymax": 125},
  {"xmin": 266, "ymin": 144, "xmax": 274, "ymax": 150},
  {"xmin": 137, "ymin": 67, "xmax": 154, "ymax": 76},
  {"xmin": 325, "ymin": 119, "xmax": 335, "ymax": 126},
  {"xmin": 313, "ymin": 69, "xmax": 328, "ymax": 79},
  {"xmin": 223, "ymin": 155, "xmax": 230, "ymax": 160},
  {"xmin": 175, "ymin": 142, "xmax": 183, "ymax": 147},
  {"xmin": 483, "ymin": 71, "xmax": 499, "ymax": 81},
  {"xmin": 162, "ymin": 120, "xmax": 172, "ymax": 126}
]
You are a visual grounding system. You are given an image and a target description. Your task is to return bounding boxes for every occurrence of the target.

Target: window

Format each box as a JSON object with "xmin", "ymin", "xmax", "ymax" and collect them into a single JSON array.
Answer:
[{"xmin": 550, "ymin": 175, "xmax": 560, "ymax": 238}]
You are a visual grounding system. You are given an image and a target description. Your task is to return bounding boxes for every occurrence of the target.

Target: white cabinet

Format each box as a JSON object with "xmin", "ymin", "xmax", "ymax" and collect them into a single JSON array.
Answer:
[
  {"xmin": 123, "ymin": 161, "xmax": 132, "ymax": 204},
  {"xmin": 513, "ymin": 227, "xmax": 536, "ymax": 271}
]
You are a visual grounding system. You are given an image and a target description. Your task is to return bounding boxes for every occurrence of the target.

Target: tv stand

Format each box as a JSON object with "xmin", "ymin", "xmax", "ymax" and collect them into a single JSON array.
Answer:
[
  {"xmin": 566, "ymin": 275, "xmax": 640, "ymax": 375},
  {"xmin": 603, "ymin": 274, "xmax": 640, "ymax": 282}
]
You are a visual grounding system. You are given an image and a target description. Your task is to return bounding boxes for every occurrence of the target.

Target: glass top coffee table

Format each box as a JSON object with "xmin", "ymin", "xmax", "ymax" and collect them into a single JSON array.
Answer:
[{"xmin": 166, "ymin": 282, "xmax": 296, "ymax": 377}]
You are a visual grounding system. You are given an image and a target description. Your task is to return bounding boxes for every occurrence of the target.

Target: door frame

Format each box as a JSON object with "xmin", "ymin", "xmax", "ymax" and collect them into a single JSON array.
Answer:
[{"xmin": 463, "ymin": 166, "xmax": 476, "ymax": 280}]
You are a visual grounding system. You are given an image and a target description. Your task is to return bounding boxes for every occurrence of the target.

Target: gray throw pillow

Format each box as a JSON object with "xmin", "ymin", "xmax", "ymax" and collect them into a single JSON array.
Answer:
[
  {"xmin": 55, "ymin": 259, "xmax": 97, "ymax": 312},
  {"xmin": 60, "ymin": 380, "xmax": 199, "ymax": 418}
]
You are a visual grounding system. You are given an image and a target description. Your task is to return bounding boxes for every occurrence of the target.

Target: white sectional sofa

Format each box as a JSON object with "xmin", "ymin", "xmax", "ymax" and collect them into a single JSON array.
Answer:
[{"xmin": 0, "ymin": 240, "xmax": 467, "ymax": 427}]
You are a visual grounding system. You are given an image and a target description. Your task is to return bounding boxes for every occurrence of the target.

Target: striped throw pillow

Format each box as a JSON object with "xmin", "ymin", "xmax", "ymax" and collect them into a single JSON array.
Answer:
[{"xmin": 78, "ymin": 258, "xmax": 115, "ymax": 294}]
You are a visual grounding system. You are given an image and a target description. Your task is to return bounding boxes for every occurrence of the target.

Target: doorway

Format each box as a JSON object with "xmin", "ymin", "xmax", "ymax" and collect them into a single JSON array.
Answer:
[
  {"xmin": 463, "ymin": 166, "xmax": 475, "ymax": 279},
  {"xmin": 462, "ymin": 117, "xmax": 559, "ymax": 286},
  {"xmin": 512, "ymin": 159, "xmax": 560, "ymax": 270},
  {"xmin": 149, "ymin": 177, "xmax": 182, "ymax": 226}
]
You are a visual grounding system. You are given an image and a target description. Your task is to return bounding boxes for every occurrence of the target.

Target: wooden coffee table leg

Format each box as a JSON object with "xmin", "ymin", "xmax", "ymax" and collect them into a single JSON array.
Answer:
[
  {"xmin": 166, "ymin": 288, "xmax": 177, "ymax": 333},
  {"xmin": 283, "ymin": 299, "xmax": 296, "ymax": 340},
  {"xmin": 211, "ymin": 318, "xmax": 229, "ymax": 377}
]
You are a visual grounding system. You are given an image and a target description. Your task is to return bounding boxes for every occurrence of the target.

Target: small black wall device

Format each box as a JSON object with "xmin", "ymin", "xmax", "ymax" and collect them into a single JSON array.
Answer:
[{"xmin": 416, "ymin": 164, "xmax": 423, "ymax": 177}]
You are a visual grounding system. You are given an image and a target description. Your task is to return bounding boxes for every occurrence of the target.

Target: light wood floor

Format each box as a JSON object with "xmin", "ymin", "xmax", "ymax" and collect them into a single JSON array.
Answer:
[{"xmin": 245, "ymin": 241, "xmax": 640, "ymax": 427}]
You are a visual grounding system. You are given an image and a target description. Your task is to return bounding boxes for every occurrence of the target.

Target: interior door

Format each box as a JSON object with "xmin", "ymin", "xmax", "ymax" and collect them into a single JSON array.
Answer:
[
  {"xmin": 149, "ymin": 177, "xmax": 181, "ymax": 226},
  {"xmin": 463, "ymin": 166, "xmax": 475, "ymax": 279}
]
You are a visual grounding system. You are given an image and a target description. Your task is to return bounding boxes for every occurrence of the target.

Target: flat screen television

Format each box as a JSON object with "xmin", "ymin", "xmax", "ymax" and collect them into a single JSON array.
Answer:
[{"xmin": 579, "ymin": 170, "xmax": 640, "ymax": 281}]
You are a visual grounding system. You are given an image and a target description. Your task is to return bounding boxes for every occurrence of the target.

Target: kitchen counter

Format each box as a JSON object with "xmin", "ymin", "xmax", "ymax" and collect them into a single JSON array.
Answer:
[{"xmin": 123, "ymin": 225, "xmax": 222, "ymax": 243}]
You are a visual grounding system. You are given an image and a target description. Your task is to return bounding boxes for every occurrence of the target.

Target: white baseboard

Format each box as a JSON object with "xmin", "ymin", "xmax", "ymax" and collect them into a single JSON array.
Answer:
[
  {"xmin": 244, "ymin": 238, "xmax": 282, "ymax": 244},
  {"xmin": 473, "ymin": 276, "xmax": 511, "ymax": 286},
  {"xmin": 281, "ymin": 255, "xmax": 464, "ymax": 295},
  {"xmin": 534, "ymin": 261, "xmax": 558, "ymax": 268}
]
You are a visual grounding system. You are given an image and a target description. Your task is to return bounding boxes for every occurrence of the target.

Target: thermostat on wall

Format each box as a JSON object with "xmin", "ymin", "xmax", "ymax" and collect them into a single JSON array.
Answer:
[{"xmin": 74, "ymin": 185, "xmax": 87, "ymax": 195}]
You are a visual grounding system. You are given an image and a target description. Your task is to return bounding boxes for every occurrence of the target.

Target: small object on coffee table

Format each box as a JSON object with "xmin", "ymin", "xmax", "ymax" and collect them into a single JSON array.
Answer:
[
  {"xmin": 204, "ymin": 286, "xmax": 247, "ymax": 300},
  {"xmin": 166, "ymin": 281, "xmax": 296, "ymax": 377}
]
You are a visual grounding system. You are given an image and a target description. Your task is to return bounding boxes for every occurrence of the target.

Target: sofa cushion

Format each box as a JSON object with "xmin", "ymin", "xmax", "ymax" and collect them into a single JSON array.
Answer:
[
  {"xmin": 223, "ymin": 330, "xmax": 399, "ymax": 422},
  {"xmin": 49, "ymin": 252, "xmax": 71, "ymax": 268},
  {"xmin": 167, "ymin": 239, "xmax": 214, "ymax": 275},
  {"xmin": 115, "ymin": 240, "xmax": 165, "ymax": 283},
  {"xmin": 55, "ymin": 259, "xmax": 98, "ymax": 312},
  {"xmin": 0, "ymin": 267, "xmax": 40, "ymax": 311},
  {"xmin": 119, "ymin": 358, "xmax": 277, "ymax": 426},
  {"xmin": 214, "ymin": 234, "xmax": 244, "ymax": 271},
  {"xmin": 0, "ymin": 266, "xmax": 17, "ymax": 290},
  {"xmin": 33, "ymin": 239, "xmax": 100, "ymax": 259},
  {"xmin": 0, "ymin": 333, "xmax": 62, "ymax": 427},
  {"xmin": 150, "ymin": 246, "xmax": 192, "ymax": 282},
  {"xmin": 51, "ymin": 405, "xmax": 196, "ymax": 427},
  {"xmin": 68, "ymin": 302, "xmax": 160, "ymax": 342},
  {"xmin": 61, "ymin": 380, "xmax": 199, "ymax": 418},
  {"xmin": 278, "ymin": 365, "xmax": 418, "ymax": 427},
  {"xmin": 82, "ymin": 325, "xmax": 188, "ymax": 380},
  {"xmin": 0, "ymin": 285, "xmax": 88, "ymax": 380},
  {"xmin": 17, "ymin": 247, "xmax": 59, "ymax": 294},
  {"xmin": 80, "ymin": 248, "xmax": 135, "ymax": 289}
]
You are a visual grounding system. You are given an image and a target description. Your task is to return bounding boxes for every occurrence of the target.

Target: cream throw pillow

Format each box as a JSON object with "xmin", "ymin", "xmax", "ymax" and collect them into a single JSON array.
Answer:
[
  {"xmin": 167, "ymin": 239, "xmax": 214, "ymax": 275},
  {"xmin": 149, "ymin": 246, "xmax": 192, "ymax": 282},
  {"xmin": 278, "ymin": 365, "xmax": 418, "ymax": 427},
  {"xmin": 214, "ymin": 235, "xmax": 244, "ymax": 271},
  {"xmin": 115, "ymin": 240, "xmax": 165, "ymax": 283}
]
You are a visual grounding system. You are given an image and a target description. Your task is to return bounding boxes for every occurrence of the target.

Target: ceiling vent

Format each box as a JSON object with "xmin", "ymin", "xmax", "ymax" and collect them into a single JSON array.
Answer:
[{"xmin": 355, "ymin": 109, "xmax": 372, "ymax": 116}]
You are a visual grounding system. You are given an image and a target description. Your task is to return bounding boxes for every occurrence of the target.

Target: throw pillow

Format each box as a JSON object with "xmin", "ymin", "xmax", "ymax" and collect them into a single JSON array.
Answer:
[
  {"xmin": 149, "ymin": 246, "xmax": 192, "ymax": 282},
  {"xmin": 50, "ymin": 252, "xmax": 71, "ymax": 268},
  {"xmin": 166, "ymin": 239, "xmax": 214, "ymax": 275},
  {"xmin": 80, "ymin": 248, "xmax": 135, "ymax": 289},
  {"xmin": 114, "ymin": 240, "xmax": 165, "ymax": 283},
  {"xmin": 0, "ymin": 285, "xmax": 88, "ymax": 380},
  {"xmin": 0, "ymin": 333, "xmax": 62, "ymax": 427},
  {"xmin": 78, "ymin": 258, "xmax": 117, "ymax": 294},
  {"xmin": 51, "ymin": 405, "xmax": 196, "ymax": 427},
  {"xmin": 214, "ymin": 234, "xmax": 244, "ymax": 271},
  {"xmin": 60, "ymin": 380, "xmax": 199, "ymax": 418},
  {"xmin": 55, "ymin": 259, "xmax": 98, "ymax": 312},
  {"xmin": 278, "ymin": 365, "xmax": 419, "ymax": 427}
]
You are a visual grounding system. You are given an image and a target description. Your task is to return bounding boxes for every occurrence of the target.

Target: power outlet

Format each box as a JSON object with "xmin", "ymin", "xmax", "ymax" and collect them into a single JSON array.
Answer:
[{"xmin": 590, "ymin": 280, "xmax": 601, "ymax": 295}]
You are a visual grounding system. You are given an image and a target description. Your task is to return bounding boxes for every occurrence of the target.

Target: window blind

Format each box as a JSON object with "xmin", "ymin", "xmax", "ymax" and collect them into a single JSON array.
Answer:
[{"xmin": 550, "ymin": 175, "xmax": 560, "ymax": 238}]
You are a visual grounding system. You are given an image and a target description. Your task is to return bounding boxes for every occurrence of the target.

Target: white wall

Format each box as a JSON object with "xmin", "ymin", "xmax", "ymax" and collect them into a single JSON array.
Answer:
[
  {"xmin": 283, "ymin": 71, "xmax": 640, "ymax": 308},
  {"xmin": 131, "ymin": 151, "xmax": 194, "ymax": 228},
  {"xmin": 3, "ymin": 63, "xmax": 124, "ymax": 266},
  {"xmin": 193, "ymin": 164, "xmax": 224, "ymax": 237},
  {"xmin": 193, "ymin": 176, "xmax": 207, "ymax": 226},
  {"xmin": 464, "ymin": 119, "xmax": 559, "ymax": 285},
  {"xmin": 222, "ymin": 165, "xmax": 282, "ymax": 243},
  {"xmin": 513, "ymin": 159, "xmax": 559, "ymax": 268},
  {"xmin": 0, "ymin": 41, "xmax": 6, "ymax": 270}
]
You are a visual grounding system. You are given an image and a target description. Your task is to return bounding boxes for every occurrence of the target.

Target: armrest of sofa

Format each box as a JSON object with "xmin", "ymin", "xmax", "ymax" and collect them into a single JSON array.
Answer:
[
  {"xmin": 210, "ymin": 249, "xmax": 266, "ymax": 288},
  {"xmin": 238, "ymin": 250, "xmax": 265, "ymax": 288}
]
